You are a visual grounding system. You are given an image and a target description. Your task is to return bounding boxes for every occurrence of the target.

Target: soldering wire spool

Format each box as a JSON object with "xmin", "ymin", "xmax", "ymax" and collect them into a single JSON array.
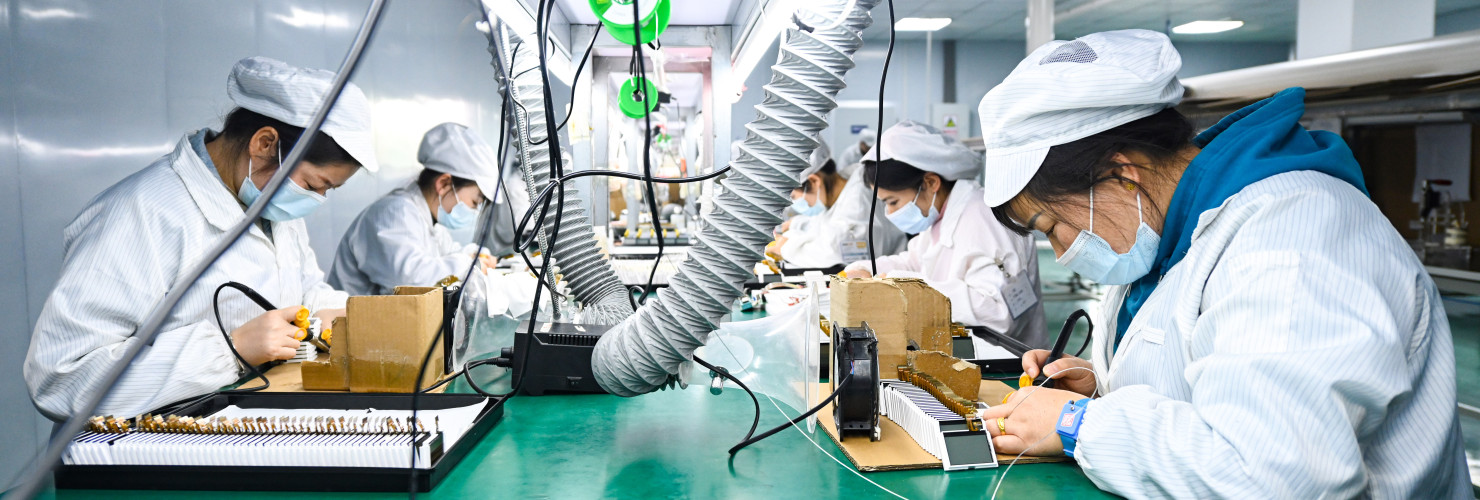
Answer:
[
  {"xmin": 589, "ymin": 0, "xmax": 670, "ymax": 46},
  {"xmin": 618, "ymin": 76, "xmax": 659, "ymax": 118},
  {"xmin": 832, "ymin": 322, "xmax": 880, "ymax": 441},
  {"xmin": 592, "ymin": 0, "xmax": 880, "ymax": 397}
]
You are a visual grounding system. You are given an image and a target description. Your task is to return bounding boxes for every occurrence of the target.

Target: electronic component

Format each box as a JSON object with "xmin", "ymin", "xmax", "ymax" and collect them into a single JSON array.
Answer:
[
  {"xmin": 503, "ymin": 322, "xmax": 612, "ymax": 396},
  {"xmin": 879, "ymin": 380, "xmax": 998, "ymax": 471},
  {"xmin": 54, "ymin": 392, "xmax": 504, "ymax": 492},
  {"xmin": 831, "ymin": 322, "xmax": 880, "ymax": 441}
]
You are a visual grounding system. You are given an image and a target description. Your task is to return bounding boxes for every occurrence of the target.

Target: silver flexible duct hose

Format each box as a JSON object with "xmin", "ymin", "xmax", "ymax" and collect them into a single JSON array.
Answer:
[
  {"xmin": 593, "ymin": 0, "xmax": 879, "ymax": 396},
  {"xmin": 487, "ymin": 19, "xmax": 634, "ymax": 324}
]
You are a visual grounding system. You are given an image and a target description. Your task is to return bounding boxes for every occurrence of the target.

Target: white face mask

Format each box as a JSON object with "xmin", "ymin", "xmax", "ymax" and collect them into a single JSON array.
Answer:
[
  {"xmin": 1055, "ymin": 186, "xmax": 1161, "ymax": 285},
  {"xmin": 885, "ymin": 186, "xmax": 939, "ymax": 234},
  {"xmin": 236, "ymin": 142, "xmax": 326, "ymax": 221},
  {"xmin": 437, "ymin": 188, "xmax": 478, "ymax": 229}
]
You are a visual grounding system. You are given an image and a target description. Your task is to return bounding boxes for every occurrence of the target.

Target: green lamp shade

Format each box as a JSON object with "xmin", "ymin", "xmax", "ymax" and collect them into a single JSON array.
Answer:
[
  {"xmin": 619, "ymin": 76, "xmax": 659, "ymax": 118},
  {"xmin": 589, "ymin": 0, "xmax": 671, "ymax": 46}
]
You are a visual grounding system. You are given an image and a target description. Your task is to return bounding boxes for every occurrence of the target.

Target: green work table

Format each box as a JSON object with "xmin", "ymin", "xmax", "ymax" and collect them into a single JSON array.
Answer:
[{"xmin": 50, "ymin": 309, "xmax": 1114, "ymax": 499}]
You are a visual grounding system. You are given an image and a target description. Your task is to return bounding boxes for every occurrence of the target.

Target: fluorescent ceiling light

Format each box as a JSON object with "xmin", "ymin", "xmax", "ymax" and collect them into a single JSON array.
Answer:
[
  {"xmin": 1172, "ymin": 20, "xmax": 1244, "ymax": 34},
  {"xmin": 894, "ymin": 17, "xmax": 951, "ymax": 32}
]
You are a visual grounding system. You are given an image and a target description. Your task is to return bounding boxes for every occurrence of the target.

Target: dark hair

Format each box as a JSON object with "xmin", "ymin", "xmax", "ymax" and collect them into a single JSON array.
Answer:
[
  {"xmin": 416, "ymin": 168, "xmax": 478, "ymax": 191},
  {"xmin": 862, "ymin": 159, "xmax": 956, "ymax": 192},
  {"xmin": 991, "ymin": 107, "xmax": 1194, "ymax": 236},
  {"xmin": 219, "ymin": 108, "xmax": 358, "ymax": 167},
  {"xmin": 800, "ymin": 159, "xmax": 839, "ymax": 193}
]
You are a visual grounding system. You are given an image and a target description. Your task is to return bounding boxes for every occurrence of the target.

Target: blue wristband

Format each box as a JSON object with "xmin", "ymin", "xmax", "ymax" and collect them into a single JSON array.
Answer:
[{"xmin": 1056, "ymin": 398, "xmax": 1092, "ymax": 457}]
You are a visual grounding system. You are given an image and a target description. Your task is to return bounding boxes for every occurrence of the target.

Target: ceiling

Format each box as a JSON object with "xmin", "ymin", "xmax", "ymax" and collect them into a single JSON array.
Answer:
[
  {"xmin": 553, "ymin": 0, "xmax": 743, "ymax": 25},
  {"xmin": 856, "ymin": 0, "xmax": 1480, "ymax": 42},
  {"xmin": 548, "ymin": 0, "xmax": 1480, "ymax": 43}
]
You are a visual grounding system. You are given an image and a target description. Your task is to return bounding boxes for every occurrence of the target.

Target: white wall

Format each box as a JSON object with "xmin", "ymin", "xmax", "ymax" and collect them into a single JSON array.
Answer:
[
  {"xmin": 0, "ymin": 0, "xmax": 510, "ymax": 488},
  {"xmin": 731, "ymin": 34, "xmax": 1291, "ymax": 153}
]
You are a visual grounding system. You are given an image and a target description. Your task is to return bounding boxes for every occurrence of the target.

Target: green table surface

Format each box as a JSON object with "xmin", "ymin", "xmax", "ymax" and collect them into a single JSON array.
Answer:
[{"xmin": 50, "ymin": 305, "xmax": 1113, "ymax": 499}]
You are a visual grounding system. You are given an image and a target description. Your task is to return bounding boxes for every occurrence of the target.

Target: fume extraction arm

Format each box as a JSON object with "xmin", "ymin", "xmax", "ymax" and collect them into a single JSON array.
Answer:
[
  {"xmin": 486, "ymin": 11, "xmax": 636, "ymax": 325},
  {"xmin": 591, "ymin": 0, "xmax": 881, "ymax": 397}
]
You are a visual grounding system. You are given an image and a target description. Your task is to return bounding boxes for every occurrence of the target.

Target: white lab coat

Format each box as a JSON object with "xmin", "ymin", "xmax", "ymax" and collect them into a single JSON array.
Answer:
[
  {"xmin": 845, "ymin": 182, "xmax": 1046, "ymax": 347},
  {"xmin": 778, "ymin": 175, "xmax": 908, "ymax": 269},
  {"xmin": 1077, "ymin": 172, "xmax": 1469, "ymax": 498},
  {"xmin": 24, "ymin": 131, "xmax": 347, "ymax": 421},
  {"xmin": 327, "ymin": 181, "xmax": 473, "ymax": 296}
]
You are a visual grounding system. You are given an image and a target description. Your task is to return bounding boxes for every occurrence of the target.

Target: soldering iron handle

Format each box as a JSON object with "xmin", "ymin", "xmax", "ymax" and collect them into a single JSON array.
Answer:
[{"xmin": 1037, "ymin": 309, "xmax": 1090, "ymax": 389}]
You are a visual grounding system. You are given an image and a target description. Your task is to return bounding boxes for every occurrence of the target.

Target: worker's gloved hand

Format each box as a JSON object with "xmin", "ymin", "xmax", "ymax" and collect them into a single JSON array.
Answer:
[
  {"xmin": 231, "ymin": 306, "xmax": 306, "ymax": 366},
  {"xmin": 1020, "ymin": 349, "xmax": 1096, "ymax": 398},
  {"xmin": 844, "ymin": 267, "xmax": 872, "ymax": 279},
  {"xmin": 477, "ymin": 253, "xmax": 498, "ymax": 270},
  {"xmin": 981, "ymin": 385, "xmax": 1083, "ymax": 456}
]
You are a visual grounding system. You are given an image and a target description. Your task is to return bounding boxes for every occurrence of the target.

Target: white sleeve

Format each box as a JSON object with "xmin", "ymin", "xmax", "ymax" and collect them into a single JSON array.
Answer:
[
  {"xmin": 24, "ymin": 200, "xmax": 240, "ymax": 421},
  {"xmin": 352, "ymin": 205, "xmax": 474, "ymax": 293},
  {"xmin": 924, "ymin": 244, "xmax": 1013, "ymax": 332},
  {"xmin": 779, "ymin": 215, "xmax": 844, "ymax": 268},
  {"xmin": 844, "ymin": 234, "xmax": 920, "ymax": 276},
  {"xmin": 1073, "ymin": 247, "xmax": 1426, "ymax": 498}
]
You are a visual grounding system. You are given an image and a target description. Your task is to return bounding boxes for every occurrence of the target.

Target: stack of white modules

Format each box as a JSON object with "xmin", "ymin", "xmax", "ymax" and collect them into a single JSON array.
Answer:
[
  {"xmin": 878, "ymin": 381, "xmax": 998, "ymax": 471},
  {"xmin": 288, "ymin": 341, "xmax": 316, "ymax": 363},
  {"xmin": 62, "ymin": 403, "xmax": 486, "ymax": 468}
]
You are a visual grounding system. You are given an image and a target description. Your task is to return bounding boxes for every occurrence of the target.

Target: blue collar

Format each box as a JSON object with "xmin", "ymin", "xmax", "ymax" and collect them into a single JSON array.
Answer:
[{"xmin": 1113, "ymin": 88, "xmax": 1369, "ymax": 347}]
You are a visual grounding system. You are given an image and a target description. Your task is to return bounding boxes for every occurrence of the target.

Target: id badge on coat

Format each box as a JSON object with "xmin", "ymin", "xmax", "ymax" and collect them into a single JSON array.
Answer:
[
  {"xmin": 1002, "ymin": 274, "xmax": 1037, "ymax": 318},
  {"xmin": 839, "ymin": 238, "xmax": 870, "ymax": 263},
  {"xmin": 996, "ymin": 257, "xmax": 1037, "ymax": 318}
]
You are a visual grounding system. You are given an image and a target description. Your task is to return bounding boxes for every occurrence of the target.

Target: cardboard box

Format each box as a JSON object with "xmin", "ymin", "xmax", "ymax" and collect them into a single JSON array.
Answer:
[
  {"xmin": 830, "ymin": 277, "xmax": 953, "ymax": 378},
  {"xmin": 906, "ymin": 350, "xmax": 981, "ymax": 403},
  {"xmin": 347, "ymin": 287, "xmax": 446, "ymax": 393},
  {"xmin": 301, "ymin": 317, "xmax": 350, "ymax": 391}
]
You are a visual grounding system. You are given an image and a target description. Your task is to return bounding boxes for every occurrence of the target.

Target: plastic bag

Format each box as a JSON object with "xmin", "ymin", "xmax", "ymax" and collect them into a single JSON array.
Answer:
[{"xmin": 694, "ymin": 279, "xmax": 823, "ymax": 430}]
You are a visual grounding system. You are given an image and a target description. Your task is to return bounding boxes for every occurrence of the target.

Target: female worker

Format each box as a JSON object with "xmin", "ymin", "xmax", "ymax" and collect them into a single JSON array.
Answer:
[
  {"xmin": 833, "ymin": 127, "xmax": 875, "ymax": 179},
  {"xmin": 772, "ymin": 139, "xmax": 908, "ymax": 269},
  {"xmin": 979, "ymin": 30, "xmax": 1468, "ymax": 497},
  {"xmin": 843, "ymin": 121, "xmax": 1046, "ymax": 348},
  {"xmin": 329, "ymin": 123, "xmax": 502, "ymax": 295},
  {"xmin": 24, "ymin": 56, "xmax": 376, "ymax": 420}
]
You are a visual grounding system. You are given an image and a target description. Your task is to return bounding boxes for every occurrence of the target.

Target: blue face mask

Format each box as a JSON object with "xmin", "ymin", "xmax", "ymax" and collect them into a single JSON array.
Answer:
[
  {"xmin": 237, "ymin": 146, "xmax": 326, "ymax": 221},
  {"xmin": 790, "ymin": 193, "xmax": 824, "ymax": 217},
  {"xmin": 1056, "ymin": 187, "xmax": 1161, "ymax": 285},
  {"xmin": 437, "ymin": 190, "xmax": 478, "ymax": 230},
  {"xmin": 885, "ymin": 186, "xmax": 939, "ymax": 234}
]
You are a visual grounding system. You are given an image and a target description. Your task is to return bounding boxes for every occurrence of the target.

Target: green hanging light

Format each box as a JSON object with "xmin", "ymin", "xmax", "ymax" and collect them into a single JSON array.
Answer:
[
  {"xmin": 588, "ymin": 0, "xmax": 671, "ymax": 46},
  {"xmin": 618, "ymin": 76, "xmax": 659, "ymax": 118}
]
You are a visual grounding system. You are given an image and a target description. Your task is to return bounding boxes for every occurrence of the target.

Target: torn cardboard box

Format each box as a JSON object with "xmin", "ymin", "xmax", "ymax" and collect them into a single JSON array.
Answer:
[
  {"xmin": 905, "ymin": 350, "xmax": 982, "ymax": 403},
  {"xmin": 829, "ymin": 277, "xmax": 953, "ymax": 378}
]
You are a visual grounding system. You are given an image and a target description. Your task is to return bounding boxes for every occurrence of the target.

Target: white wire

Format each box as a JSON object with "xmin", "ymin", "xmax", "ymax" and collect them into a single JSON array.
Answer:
[
  {"xmin": 761, "ymin": 392, "xmax": 909, "ymax": 500},
  {"xmin": 988, "ymin": 366, "xmax": 1100, "ymax": 500}
]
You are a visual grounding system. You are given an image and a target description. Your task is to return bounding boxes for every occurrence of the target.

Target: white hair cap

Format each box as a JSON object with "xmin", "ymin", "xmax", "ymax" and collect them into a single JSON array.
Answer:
[
  {"xmin": 875, "ymin": 120, "xmax": 980, "ymax": 181},
  {"xmin": 798, "ymin": 137, "xmax": 833, "ymax": 181},
  {"xmin": 858, "ymin": 128, "xmax": 877, "ymax": 147},
  {"xmin": 227, "ymin": 56, "xmax": 378, "ymax": 172},
  {"xmin": 418, "ymin": 123, "xmax": 502, "ymax": 201}
]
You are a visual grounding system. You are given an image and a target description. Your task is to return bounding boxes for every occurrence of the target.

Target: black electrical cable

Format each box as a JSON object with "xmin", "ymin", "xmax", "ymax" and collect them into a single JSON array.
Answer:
[
  {"xmin": 211, "ymin": 282, "xmax": 284, "ymax": 394},
  {"xmin": 865, "ymin": 0, "xmax": 896, "ymax": 276},
  {"xmin": 728, "ymin": 366, "xmax": 854, "ymax": 456},
  {"xmin": 629, "ymin": 0, "xmax": 665, "ymax": 305},
  {"xmin": 692, "ymin": 355, "xmax": 761, "ymax": 446},
  {"xmin": 410, "ymin": 8, "xmax": 526, "ymax": 496},
  {"xmin": 514, "ymin": 167, "xmax": 732, "ymax": 244},
  {"xmin": 7, "ymin": 2, "xmax": 389, "ymax": 497},
  {"xmin": 532, "ymin": 23, "xmax": 601, "ymax": 144}
]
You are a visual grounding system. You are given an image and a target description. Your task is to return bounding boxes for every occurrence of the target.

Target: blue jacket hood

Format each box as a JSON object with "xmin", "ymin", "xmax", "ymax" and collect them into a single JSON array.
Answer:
[{"xmin": 1115, "ymin": 87, "xmax": 1368, "ymax": 342}]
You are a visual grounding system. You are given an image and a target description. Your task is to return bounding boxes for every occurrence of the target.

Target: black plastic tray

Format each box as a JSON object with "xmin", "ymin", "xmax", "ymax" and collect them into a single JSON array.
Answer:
[{"xmin": 54, "ymin": 392, "xmax": 505, "ymax": 492}]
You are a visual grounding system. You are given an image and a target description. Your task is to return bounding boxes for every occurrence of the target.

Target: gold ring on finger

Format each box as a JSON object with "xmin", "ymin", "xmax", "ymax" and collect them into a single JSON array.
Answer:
[{"xmin": 997, "ymin": 417, "xmax": 1007, "ymax": 434}]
